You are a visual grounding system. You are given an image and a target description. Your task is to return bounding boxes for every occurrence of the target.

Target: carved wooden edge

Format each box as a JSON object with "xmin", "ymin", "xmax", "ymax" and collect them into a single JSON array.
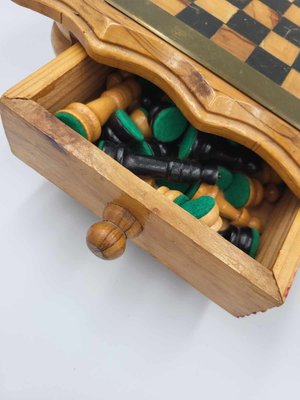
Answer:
[
  {"xmin": 51, "ymin": 21, "xmax": 76, "ymax": 55},
  {"xmin": 10, "ymin": 0, "xmax": 300, "ymax": 200}
]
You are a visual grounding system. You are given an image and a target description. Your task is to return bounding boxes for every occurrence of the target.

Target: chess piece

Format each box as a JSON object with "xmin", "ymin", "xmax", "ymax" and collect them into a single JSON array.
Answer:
[
  {"xmin": 158, "ymin": 186, "xmax": 259, "ymax": 257},
  {"xmin": 130, "ymin": 108, "xmax": 152, "ymax": 140},
  {"xmin": 139, "ymin": 77, "xmax": 165, "ymax": 111},
  {"xmin": 157, "ymin": 186, "xmax": 222, "ymax": 231},
  {"xmin": 133, "ymin": 139, "xmax": 179, "ymax": 158},
  {"xmin": 102, "ymin": 109, "xmax": 145, "ymax": 144},
  {"xmin": 187, "ymin": 182, "xmax": 263, "ymax": 232},
  {"xmin": 254, "ymin": 163, "xmax": 282, "ymax": 184},
  {"xmin": 219, "ymin": 225, "xmax": 260, "ymax": 258},
  {"xmin": 149, "ymin": 139, "xmax": 179, "ymax": 158},
  {"xmin": 132, "ymin": 140, "xmax": 155, "ymax": 156},
  {"xmin": 179, "ymin": 126, "xmax": 262, "ymax": 174},
  {"xmin": 106, "ymin": 70, "xmax": 134, "ymax": 89},
  {"xmin": 100, "ymin": 141, "xmax": 233, "ymax": 188},
  {"xmin": 106, "ymin": 71, "xmax": 124, "ymax": 89},
  {"xmin": 224, "ymin": 173, "xmax": 280, "ymax": 208},
  {"xmin": 149, "ymin": 102, "xmax": 188, "ymax": 142},
  {"xmin": 155, "ymin": 179, "xmax": 191, "ymax": 193},
  {"xmin": 55, "ymin": 78, "xmax": 141, "ymax": 142},
  {"xmin": 157, "ymin": 185, "xmax": 189, "ymax": 205},
  {"xmin": 141, "ymin": 177, "xmax": 157, "ymax": 187}
]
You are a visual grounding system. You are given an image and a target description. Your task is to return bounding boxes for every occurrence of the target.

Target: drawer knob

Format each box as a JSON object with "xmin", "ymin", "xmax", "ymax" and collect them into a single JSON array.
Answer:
[{"xmin": 86, "ymin": 204, "xmax": 143, "ymax": 260}]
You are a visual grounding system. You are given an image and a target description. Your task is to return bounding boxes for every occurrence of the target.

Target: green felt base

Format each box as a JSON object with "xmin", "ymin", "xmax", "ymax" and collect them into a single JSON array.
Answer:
[
  {"xmin": 217, "ymin": 167, "xmax": 233, "ymax": 191},
  {"xmin": 174, "ymin": 194, "xmax": 189, "ymax": 206},
  {"xmin": 178, "ymin": 125, "xmax": 197, "ymax": 160},
  {"xmin": 55, "ymin": 112, "xmax": 87, "ymax": 139},
  {"xmin": 153, "ymin": 107, "xmax": 188, "ymax": 143},
  {"xmin": 133, "ymin": 141, "xmax": 154, "ymax": 156},
  {"xmin": 98, "ymin": 140, "xmax": 105, "ymax": 150},
  {"xmin": 224, "ymin": 173, "xmax": 250, "ymax": 208},
  {"xmin": 156, "ymin": 180, "xmax": 191, "ymax": 193},
  {"xmin": 249, "ymin": 228, "xmax": 260, "ymax": 258},
  {"xmin": 115, "ymin": 109, "xmax": 144, "ymax": 142},
  {"xmin": 182, "ymin": 195, "xmax": 215, "ymax": 219}
]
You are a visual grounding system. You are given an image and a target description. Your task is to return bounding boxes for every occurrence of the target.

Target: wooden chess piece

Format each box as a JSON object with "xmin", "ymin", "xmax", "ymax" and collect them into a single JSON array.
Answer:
[
  {"xmin": 139, "ymin": 77, "xmax": 165, "ymax": 112},
  {"xmin": 254, "ymin": 163, "xmax": 282, "ymax": 185},
  {"xmin": 106, "ymin": 70, "xmax": 140, "ymax": 112},
  {"xmin": 179, "ymin": 126, "xmax": 262, "ymax": 174},
  {"xmin": 157, "ymin": 186, "xmax": 223, "ymax": 231},
  {"xmin": 106, "ymin": 69, "xmax": 134, "ymax": 89},
  {"xmin": 55, "ymin": 78, "xmax": 141, "ymax": 142},
  {"xmin": 102, "ymin": 109, "xmax": 145, "ymax": 145},
  {"xmin": 187, "ymin": 182, "xmax": 263, "ymax": 232},
  {"xmin": 100, "ymin": 141, "xmax": 233, "ymax": 188},
  {"xmin": 157, "ymin": 186, "xmax": 259, "ymax": 257},
  {"xmin": 132, "ymin": 139, "xmax": 179, "ymax": 158},
  {"xmin": 219, "ymin": 225, "xmax": 260, "ymax": 258},
  {"xmin": 130, "ymin": 108, "xmax": 152, "ymax": 140},
  {"xmin": 141, "ymin": 177, "xmax": 157, "ymax": 187},
  {"xmin": 224, "ymin": 173, "xmax": 280, "ymax": 208},
  {"xmin": 106, "ymin": 71, "xmax": 124, "ymax": 89},
  {"xmin": 149, "ymin": 102, "xmax": 188, "ymax": 143}
]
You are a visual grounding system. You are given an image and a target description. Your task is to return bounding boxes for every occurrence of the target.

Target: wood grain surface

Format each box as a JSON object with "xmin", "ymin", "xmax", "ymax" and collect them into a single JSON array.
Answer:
[
  {"xmin": 2, "ymin": 43, "xmax": 297, "ymax": 316},
  {"xmin": 10, "ymin": 0, "xmax": 300, "ymax": 201}
]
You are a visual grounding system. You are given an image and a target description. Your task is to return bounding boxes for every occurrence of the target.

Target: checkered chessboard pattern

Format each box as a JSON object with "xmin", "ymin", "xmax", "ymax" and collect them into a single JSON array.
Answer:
[{"xmin": 151, "ymin": 0, "xmax": 300, "ymax": 99}]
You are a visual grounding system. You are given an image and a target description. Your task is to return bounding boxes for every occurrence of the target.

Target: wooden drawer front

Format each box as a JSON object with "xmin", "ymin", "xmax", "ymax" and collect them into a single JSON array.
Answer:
[{"xmin": 1, "ymin": 44, "xmax": 300, "ymax": 317}]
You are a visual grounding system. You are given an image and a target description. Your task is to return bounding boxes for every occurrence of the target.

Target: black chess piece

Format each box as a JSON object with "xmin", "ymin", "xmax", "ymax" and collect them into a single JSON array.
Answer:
[
  {"xmin": 219, "ymin": 225, "xmax": 260, "ymax": 257},
  {"xmin": 100, "ymin": 141, "xmax": 233, "ymax": 189},
  {"xmin": 149, "ymin": 102, "xmax": 188, "ymax": 143},
  {"xmin": 102, "ymin": 109, "xmax": 145, "ymax": 145},
  {"xmin": 179, "ymin": 126, "xmax": 262, "ymax": 174}
]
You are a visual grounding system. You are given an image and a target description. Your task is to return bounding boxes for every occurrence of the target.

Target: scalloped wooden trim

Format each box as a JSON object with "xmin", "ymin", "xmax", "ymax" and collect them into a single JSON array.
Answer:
[{"xmin": 11, "ymin": 0, "xmax": 300, "ymax": 199}]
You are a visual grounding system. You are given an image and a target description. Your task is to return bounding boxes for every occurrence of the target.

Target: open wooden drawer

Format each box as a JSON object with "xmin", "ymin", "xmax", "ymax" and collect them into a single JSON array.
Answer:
[{"xmin": 1, "ymin": 43, "xmax": 300, "ymax": 317}]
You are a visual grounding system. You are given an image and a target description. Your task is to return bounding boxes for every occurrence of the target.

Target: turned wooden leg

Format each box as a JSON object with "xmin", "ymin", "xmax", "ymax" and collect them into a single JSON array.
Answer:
[
  {"xmin": 51, "ymin": 22, "xmax": 76, "ymax": 55},
  {"xmin": 86, "ymin": 204, "xmax": 143, "ymax": 260}
]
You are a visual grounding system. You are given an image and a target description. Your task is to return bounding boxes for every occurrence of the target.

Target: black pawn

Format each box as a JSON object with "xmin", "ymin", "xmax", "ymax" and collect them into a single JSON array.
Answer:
[{"xmin": 219, "ymin": 225, "xmax": 259, "ymax": 258}]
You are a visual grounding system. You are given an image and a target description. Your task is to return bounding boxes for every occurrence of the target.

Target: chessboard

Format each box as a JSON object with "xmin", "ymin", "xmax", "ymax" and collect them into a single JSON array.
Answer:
[{"xmin": 106, "ymin": 0, "xmax": 300, "ymax": 129}]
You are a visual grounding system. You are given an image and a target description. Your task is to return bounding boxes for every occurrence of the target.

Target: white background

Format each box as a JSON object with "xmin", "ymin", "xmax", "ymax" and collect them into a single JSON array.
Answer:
[{"xmin": 1, "ymin": 2, "xmax": 300, "ymax": 399}]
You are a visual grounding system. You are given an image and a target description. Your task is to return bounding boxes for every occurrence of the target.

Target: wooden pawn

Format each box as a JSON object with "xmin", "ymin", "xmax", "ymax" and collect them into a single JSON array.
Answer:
[
  {"xmin": 191, "ymin": 183, "xmax": 263, "ymax": 232},
  {"xmin": 157, "ymin": 186, "xmax": 223, "ymax": 231}
]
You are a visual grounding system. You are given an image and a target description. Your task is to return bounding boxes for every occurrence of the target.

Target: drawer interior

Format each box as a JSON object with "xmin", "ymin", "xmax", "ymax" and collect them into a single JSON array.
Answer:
[{"xmin": 1, "ymin": 43, "xmax": 300, "ymax": 316}]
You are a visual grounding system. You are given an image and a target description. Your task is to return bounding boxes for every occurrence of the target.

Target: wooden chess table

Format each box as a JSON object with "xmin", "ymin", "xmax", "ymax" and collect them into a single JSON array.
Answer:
[{"xmin": 1, "ymin": 0, "xmax": 300, "ymax": 316}]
